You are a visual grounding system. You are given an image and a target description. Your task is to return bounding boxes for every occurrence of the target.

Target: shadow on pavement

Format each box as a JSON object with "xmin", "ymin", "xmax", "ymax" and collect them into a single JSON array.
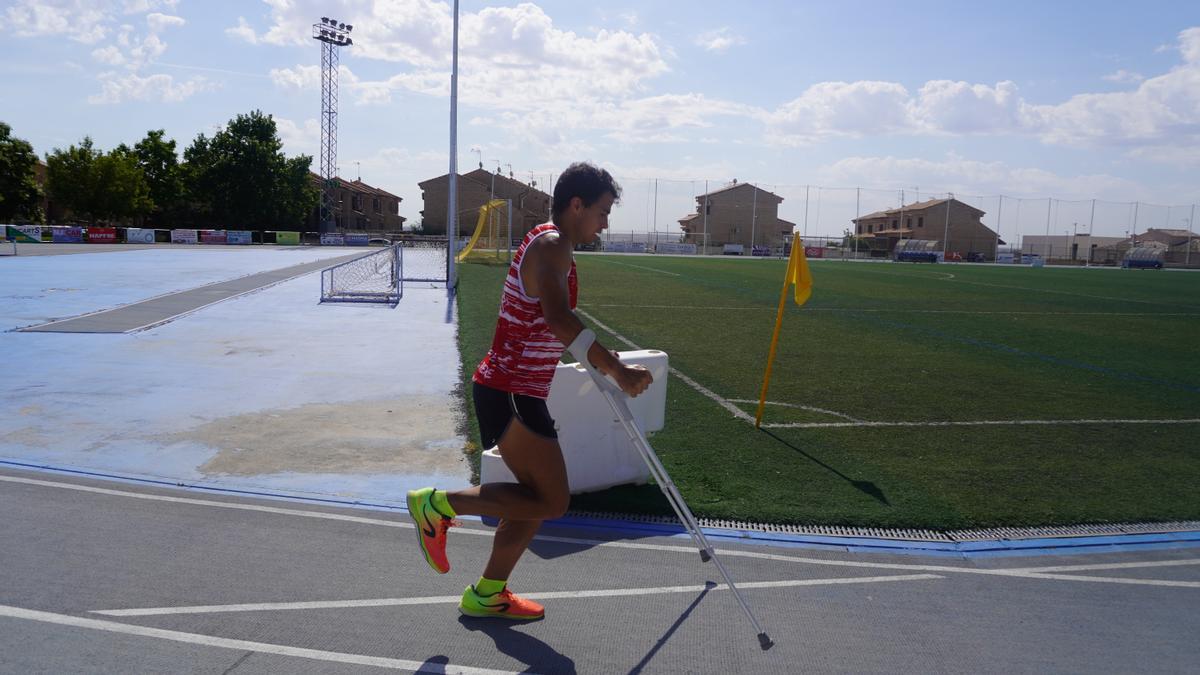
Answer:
[
  {"xmin": 457, "ymin": 615, "xmax": 577, "ymax": 674},
  {"xmin": 628, "ymin": 582, "xmax": 713, "ymax": 674}
]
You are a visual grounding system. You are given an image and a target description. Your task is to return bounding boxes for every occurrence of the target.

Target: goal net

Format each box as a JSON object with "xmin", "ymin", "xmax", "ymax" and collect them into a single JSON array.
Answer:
[{"xmin": 320, "ymin": 245, "xmax": 401, "ymax": 305}]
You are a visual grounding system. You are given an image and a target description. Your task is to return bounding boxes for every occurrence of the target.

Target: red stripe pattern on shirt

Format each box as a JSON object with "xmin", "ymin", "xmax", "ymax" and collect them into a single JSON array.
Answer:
[{"xmin": 473, "ymin": 223, "xmax": 578, "ymax": 399}]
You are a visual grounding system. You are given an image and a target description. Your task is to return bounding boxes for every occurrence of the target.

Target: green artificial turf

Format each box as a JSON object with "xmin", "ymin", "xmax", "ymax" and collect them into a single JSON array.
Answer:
[{"xmin": 455, "ymin": 255, "xmax": 1200, "ymax": 529}]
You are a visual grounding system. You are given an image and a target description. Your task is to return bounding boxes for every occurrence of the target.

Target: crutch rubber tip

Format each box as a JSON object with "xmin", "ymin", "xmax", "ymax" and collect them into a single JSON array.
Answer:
[
  {"xmin": 700, "ymin": 550, "xmax": 711, "ymax": 562},
  {"xmin": 758, "ymin": 633, "xmax": 774, "ymax": 650}
]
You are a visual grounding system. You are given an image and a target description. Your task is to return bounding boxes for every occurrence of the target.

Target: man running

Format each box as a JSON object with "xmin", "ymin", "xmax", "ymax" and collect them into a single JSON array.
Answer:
[{"xmin": 408, "ymin": 162, "xmax": 653, "ymax": 620}]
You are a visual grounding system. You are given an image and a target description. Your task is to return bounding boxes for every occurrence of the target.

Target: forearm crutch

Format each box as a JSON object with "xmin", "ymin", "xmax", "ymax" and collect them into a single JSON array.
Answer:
[{"xmin": 569, "ymin": 331, "xmax": 773, "ymax": 650}]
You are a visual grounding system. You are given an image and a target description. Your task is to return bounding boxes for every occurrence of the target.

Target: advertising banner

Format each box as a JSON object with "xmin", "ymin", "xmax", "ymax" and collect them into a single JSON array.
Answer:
[
  {"xmin": 345, "ymin": 233, "xmax": 370, "ymax": 246},
  {"xmin": 320, "ymin": 234, "xmax": 345, "ymax": 246},
  {"xmin": 804, "ymin": 246, "xmax": 825, "ymax": 258},
  {"xmin": 655, "ymin": 242, "xmax": 696, "ymax": 255},
  {"xmin": 226, "ymin": 230, "xmax": 253, "ymax": 245},
  {"xmin": 275, "ymin": 231, "xmax": 300, "ymax": 245},
  {"xmin": 7, "ymin": 225, "xmax": 42, "ymax": 242},
  {"xmin": 52, "ymin": 226, "xmax": 84, "ymax": 243},
  {"xmin": 171, "ymin": 229, "xmax": 198, "ymax": 244},
  {"xmin": 722, "ymin": 244, "xmax": 744, "ymax": 255},
  {"xmin": 751, "ymin": 245, "xmax": 771, "ymax": 257},
  {"xmin": 605, "ymin": 241, "xmax": 647, "ymax": 253},
  {"xmin": 125, "ymin": 228, "xmax": 155, "ymax": 244},
  {"xmin": 200, "ymin": 230, "xmax": 227, "ymax": 244},
  {"xmin": 87, "ymin": 227, "xmax": 117, "ymax": 243}
]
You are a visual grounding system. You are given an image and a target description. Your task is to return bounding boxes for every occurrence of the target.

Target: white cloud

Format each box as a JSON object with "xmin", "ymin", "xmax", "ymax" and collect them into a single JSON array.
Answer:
[
  {"xmin": 122, "ymin": 0, "xmax": 178, "ymax": 13},
  {"xmin": 225, "ymin": 16, "xmax": 259, "ymax": 44},
  {"xmin": 910, "ymin": 80, "xmax": 1024, "ymax": 134},
  {"xmin": 92, "ymin": 45, "xmax": 125, "ymax": 66},
  {"xmin": 694, "ymin": 27, "xmax": 745, "ymax": 53},
  {"xmin": 88, "ymin": 72, "xmax": 216, "ymax": 104},
  {"xmin": 4, "ymin": 0, "xmax": 112, "ymax": 44},
  {"xmin": 146, "ymin": 12, "xmax": 184, "ymax": 32},
  {"xmin": 1103, "ymin": 69, "xmax": 1144, "ymax": 84},
  {"xmin": 768, "ymin": 81, "xmax": 914, "ymax": 143},
  {"xmin": 275, "ymin": 117, "xmax": 321, "ymax": 157}
]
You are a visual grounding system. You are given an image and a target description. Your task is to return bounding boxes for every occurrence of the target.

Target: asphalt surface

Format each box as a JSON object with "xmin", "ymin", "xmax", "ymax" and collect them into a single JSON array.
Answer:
[
  {"xmin": 16, "ymin": 251, "xmax": 367, "ymax": 333},
  {"xmin": 2, "ymin": 465, "xmax": 1198, "ymax": 674}
]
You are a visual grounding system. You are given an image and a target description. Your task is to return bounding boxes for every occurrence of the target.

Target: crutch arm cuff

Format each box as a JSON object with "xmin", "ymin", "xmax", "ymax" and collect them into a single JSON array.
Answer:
[{"xmin": 567, "ymin": 328, "xmax": 596, "ymax": 365}]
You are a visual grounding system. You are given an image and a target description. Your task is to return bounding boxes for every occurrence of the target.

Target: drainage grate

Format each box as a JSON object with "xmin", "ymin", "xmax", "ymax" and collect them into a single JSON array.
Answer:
[{"xmin": 562, "ymin": 510, "xmax": 1200, "ymax": 543}]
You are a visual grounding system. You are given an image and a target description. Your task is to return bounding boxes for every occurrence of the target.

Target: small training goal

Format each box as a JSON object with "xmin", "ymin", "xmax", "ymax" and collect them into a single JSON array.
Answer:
[{"xmin": 320, "ymin": 244, "xmax": 402, "ymax": 305}]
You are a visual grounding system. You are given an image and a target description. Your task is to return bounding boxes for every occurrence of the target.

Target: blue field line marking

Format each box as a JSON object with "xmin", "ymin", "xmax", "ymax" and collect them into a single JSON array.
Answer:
[
  {"xmin": 842, "ymin": 313, "xmax": 1200, "ymax": 394},
  {"xmin": 5, "ymin": 459, "xmax": 1198, "ymax": 558}
]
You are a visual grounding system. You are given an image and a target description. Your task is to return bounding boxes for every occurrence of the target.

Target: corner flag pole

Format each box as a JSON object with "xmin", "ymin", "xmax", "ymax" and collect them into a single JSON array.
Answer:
[{"xmin": 755, "ymin": 233, "xmax": 811, "ymax": 427}]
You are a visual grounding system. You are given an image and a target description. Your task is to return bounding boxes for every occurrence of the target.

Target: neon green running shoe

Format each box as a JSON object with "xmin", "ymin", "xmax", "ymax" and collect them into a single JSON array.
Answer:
[
  {"xmin": 407, "ymin": 487, "xmax": 458, "ymax": 574},
  {"xmin": 459, "ymin": 585, "xmax": 545, "ymax": 621}
]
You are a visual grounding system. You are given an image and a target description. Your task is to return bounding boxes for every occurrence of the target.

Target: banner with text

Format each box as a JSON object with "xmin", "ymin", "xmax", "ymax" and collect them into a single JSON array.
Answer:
[
  {"xmin": 275, "ymin": 231, "xmax": 299, "ymax": 245},
  {"xmin": 171, "ymin": 229, "xmax": 198, "ymax": 244},
  {"xmin": 320, "ymin": 234, "xmax": 345, "ymax": 246},
  {"xmin": 52, "ymin": 226, "xmax": 83, "ymax": 243},
  {"xmin": 87, "ymin": 227, "xmax": 117, "ymax": 243},
  {"xmin": 125, "ymin": 228, "xmax": 155, "ymax": 244},
  {"xmin": 226, "ymin": 230, "xmax": 252, "ymax": 245},
  {"xmin": 200, "ymin": 230, "xmax": 227, "ymax": 244}
]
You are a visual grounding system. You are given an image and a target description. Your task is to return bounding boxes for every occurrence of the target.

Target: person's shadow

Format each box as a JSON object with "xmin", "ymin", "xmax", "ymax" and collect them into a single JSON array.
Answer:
[{"xmin": 456, "ymin": 615, "xmax": 577, "ymax": 674}]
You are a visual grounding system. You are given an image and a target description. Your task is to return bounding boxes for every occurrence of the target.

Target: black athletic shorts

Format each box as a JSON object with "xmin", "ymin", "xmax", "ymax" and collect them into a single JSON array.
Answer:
[{"xmin": 473, "ymin": 381, "xmax": 559, "ymax": 449}]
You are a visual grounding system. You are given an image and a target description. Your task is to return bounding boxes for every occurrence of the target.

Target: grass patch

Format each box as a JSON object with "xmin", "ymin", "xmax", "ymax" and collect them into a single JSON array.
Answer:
[{"xmin": 455, "ymin": 256, "xmax": 1200, "ymax": 528}]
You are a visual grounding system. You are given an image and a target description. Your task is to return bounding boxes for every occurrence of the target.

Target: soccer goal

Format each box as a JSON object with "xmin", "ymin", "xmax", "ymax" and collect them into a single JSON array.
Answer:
[
  {"xmin": 398, "ymin": 235, "xmax": 449, "ymax": 285},
  {"xmin": 320, "ymin": 244, "xmax": 402, "ymax": 305}
]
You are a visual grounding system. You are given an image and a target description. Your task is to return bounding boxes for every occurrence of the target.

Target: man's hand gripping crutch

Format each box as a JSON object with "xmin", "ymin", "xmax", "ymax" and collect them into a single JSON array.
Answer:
[{"xmin": 567, "ymin": 327, "xmax": 775, "ymax": 651}]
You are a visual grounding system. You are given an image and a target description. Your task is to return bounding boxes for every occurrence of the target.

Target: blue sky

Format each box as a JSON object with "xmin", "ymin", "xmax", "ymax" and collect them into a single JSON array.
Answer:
[{"xmin": 3, "ymin": 0, "xmax": 1198, "ymax": 238}]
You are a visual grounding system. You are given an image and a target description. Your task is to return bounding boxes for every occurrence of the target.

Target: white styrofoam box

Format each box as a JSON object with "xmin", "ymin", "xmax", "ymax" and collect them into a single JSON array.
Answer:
[{"xmin": 479, "ymin": 349, "xmax": 668, "ymax": 494}]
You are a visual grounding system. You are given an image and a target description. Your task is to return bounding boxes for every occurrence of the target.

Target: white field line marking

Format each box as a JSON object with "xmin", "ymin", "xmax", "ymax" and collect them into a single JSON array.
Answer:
[
  {"xmin": 92, "ymin": 575, "xmax": 942, "ymax": 617},
  {"xmin": 577, "ymin": 309, "xmax": 1195, "ymax": 431},
  {"xmin": 727, "ymin": 399, "xmax": 860, "ymax": 422},
  {"xmin": 598, "ymin": 260, "xmax": 682, "ymax": 276},
  {"xmin": 8, "ymin": 474, "xmax": 1199, "ymax": 590},
  {"xmin": 761, "ymin": 418, "xmax": 1200, "ymax": 429},
  {"xmin": 0, "ymin": 604, "xmax": 513, "ymax": 675},
  {"xmin": 577, "ymin": 308, "xmax": 756, "ymax": 423},
  {"xmin": 579, "ymin": 303, "xmax": 1200, "ymax": 317}
]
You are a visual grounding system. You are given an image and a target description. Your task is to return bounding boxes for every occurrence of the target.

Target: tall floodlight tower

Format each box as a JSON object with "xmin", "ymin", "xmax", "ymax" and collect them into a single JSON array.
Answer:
[{"xmin": 312, "ymin": 17, "xmax": 353, "ymax": 233}]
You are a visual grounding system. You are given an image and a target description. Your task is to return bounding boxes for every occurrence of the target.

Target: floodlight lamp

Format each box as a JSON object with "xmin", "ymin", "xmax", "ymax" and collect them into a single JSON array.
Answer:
[
  {"xmin": 329, "ymin": 17, "xmax": 338, "ymax": 25},
  {"xmin": 346, "ymin": 24, "xmax": 353, "ymax": 32},
  {"xmin": 321, "ymin": 17, "xmax": 329, "ymax": 23},
  {"xmin": 339, "ymin": 23, "xmax": 345, "ymax": 29},
  {"xmin": 345, "ymin": 37, "xmax": 352, "ymax": 46}
]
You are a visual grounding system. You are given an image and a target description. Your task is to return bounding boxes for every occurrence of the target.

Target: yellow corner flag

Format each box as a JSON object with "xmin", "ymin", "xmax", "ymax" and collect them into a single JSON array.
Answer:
[{"xmin": 755, "ymin": 233, "xmax": 812, "ymax": 427}]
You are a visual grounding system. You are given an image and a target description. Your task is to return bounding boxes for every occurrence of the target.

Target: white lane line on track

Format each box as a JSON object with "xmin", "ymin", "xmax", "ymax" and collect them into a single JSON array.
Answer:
[
  {"xmin": 91, "ymin": 575, "xmax": 942, "ymax": 617},
  {"xmin": 0, "ymin": 604, "xmax": 514, "ymax": 674},
  {"xmin": 1018, "ymin": 559, "xmax": 1200, "ymax": 573},
  {"xmin": 7, "ymin": 474, "xmax": 1199, "ymax": 590}
]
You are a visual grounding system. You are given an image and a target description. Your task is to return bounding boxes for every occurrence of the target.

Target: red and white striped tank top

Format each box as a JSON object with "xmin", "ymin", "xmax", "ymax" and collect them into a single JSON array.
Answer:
[{"xmin": 472, "ymin": 223, "xmax": 578, "ymax": 399}]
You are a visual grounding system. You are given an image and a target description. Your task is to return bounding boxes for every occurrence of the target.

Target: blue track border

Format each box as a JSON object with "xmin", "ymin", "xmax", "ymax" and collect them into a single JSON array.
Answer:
[{"xmin": 4, "ymin": 458, "xmax": 1198, "ymax": 559}]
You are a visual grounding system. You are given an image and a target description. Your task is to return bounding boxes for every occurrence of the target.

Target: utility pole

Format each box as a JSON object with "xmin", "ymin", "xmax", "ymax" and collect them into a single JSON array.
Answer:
[{"xmin": 446, "ymin": 0, "xmax": 459, "ymax": 289}]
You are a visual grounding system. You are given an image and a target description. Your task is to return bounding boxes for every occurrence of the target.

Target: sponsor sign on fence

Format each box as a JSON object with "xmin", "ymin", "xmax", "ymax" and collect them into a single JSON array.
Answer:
[
  {"xmin": 226, "ymin": 230, "xmax": 252, "ymax": 245},
  {"xmin": 7, "ymin": 225, "xmax": 43, "ymax": 242},
  {"xmin": 200, "ymin": 230, "xmax": 227, "ymax": 244},
  {"xmin": 605, "ymin": 241, "xmax": 647, "ymax": 253},
  {"xmin": 125, "ymin": 228, "xmax": 155, "ymax": 244},
  {"xmin": 722, "ymin": 244, "xmax": 744, "ymax": 255},
  {"xmin": 52, "ymin": 226, "xmax": 83, "ymax": 243},
  {"xmin": 345, "ymin": 233, "xmax": 369, "ymax": 246},
  {"xmin": 87, "ymin": 227, "xmax": 117, "ymax": 243},
  {"xmin": 171, "ymin": 229, "xmax": 198, "ymax": 244},
  {"xmin": 751, "ymin": 245, "xmax": 771, "ymax": 257},
  {"xmin": 321, "ymin": 234, "xmax": 345, "ymax": 246},
  {"xmin": 655, "ymin": 242, "xmax": 697, "ymax": 255},
  {"xmin": 275, "ymin": 231, "xmax": 300, "ymax": 245},
  {"xmin": 804, "ymin": 246, "xmax": 825, "ymax": 258}
]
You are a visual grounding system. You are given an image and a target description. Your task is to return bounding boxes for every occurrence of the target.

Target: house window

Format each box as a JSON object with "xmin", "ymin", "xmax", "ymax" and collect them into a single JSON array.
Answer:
[
  {"xmin": 906, "ymin": 217, "xmax": 912, "ymax": 228},
  {"xmin": 352, "ymin": 194, "xmax": 363, "ymax": 212},
  {"xmin": 918, "ymin": 217, "xmax": 924, "ymax": 228},
  {"xmin": 867, "ymin": 224, "xmax": 873, "ymax": 233},
  {"xmin": 857, "ymin": 224, "xmax": 862, "ymax": 234},
  {"xmin": 373, "ymin": 197, "xmax": 381, "ymax": 213},
  {"xmin": 891, "ymin": 219, "xmax": 898, "ymax": 229},
  {"xmin": 731, "ymin": 226, "xmax": 739, "ymax": 235}
]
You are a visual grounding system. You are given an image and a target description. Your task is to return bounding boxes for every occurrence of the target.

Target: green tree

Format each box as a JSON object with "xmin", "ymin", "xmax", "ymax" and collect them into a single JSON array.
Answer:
[
  {"xmin": 0, "ymin": 121, "xmax": 43, "ymax": 222},
  {"xmin": 46, "ymin": 137, "xmax": 152, "ymax": 224},
  {"xmin": 183, "ymin": 110, "xmax": 317, "ymax": 230},
  {"xmin": 133, "ymin": 129, "xmax": 183, "ymax": 227}
]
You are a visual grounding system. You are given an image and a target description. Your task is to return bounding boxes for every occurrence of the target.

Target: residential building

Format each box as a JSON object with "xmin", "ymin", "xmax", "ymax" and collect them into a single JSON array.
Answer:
[
  {"xmin": 307, "ymin": 174, "xmax": 406, "ymax": 232},
  {"xmin": 418, "ymin": 168, "xmax": 551, "ymax": 238},
  {"xmin": 677, "ymin": 181, "xmax": 796, "ymax": 249},
  {"xmin": 853, "ymin": 198, "xmax": 1002, "ymax": 259}
]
